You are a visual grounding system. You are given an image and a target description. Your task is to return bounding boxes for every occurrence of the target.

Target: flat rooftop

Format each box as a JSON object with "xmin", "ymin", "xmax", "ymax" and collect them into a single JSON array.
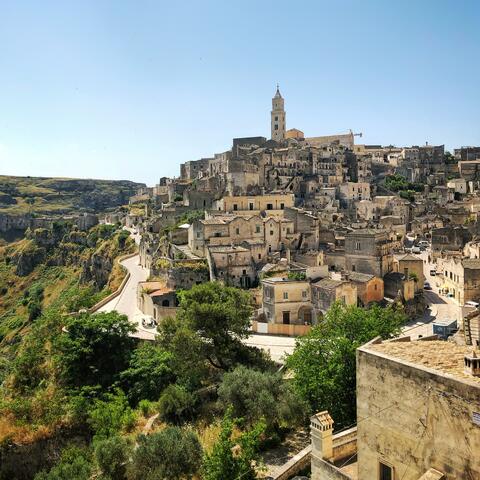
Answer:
[{"xmin": 367, "ymin": 340, "xmax": 480, "ymax": 385}]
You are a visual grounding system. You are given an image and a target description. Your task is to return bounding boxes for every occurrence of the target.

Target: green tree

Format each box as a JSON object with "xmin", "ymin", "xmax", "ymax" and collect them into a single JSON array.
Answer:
[
  {"xmin": 201, "ymin": 408, "xmax": 265, "ymax": 480},
  {"xmin": 34, "ymin": 446, "xmax": 92, "ymax": 480},
  {"xmin": 120, "ymin": 342, "xmax": 175, "ymax": 404},
  {"xmin": 55, "ymin": 311, "xmax": 135, "ymax": 389},
  {"xmin": 128, "ymin": 427, "xmax": 202, "ymax": 480},
  {"xmin": 159, "ymin": 282, "xmax": 254, "ymax": 371},
  {"xmin": 158, "ymin": 384, "xmax": 196, "ymax": 424},
  {"xmin": 217, "ymin": 366, "xmax": 306, "ymax": 431},
  {"xmin": 88, "ymin": 389, "xmax": 136, "ymax": 439},
  {"xmin": 94, "ymin": 436, "xmax": 131, "ymax": 480},
  {"xmin": 286, "ymin": 302, "xmax": 404, "ymax": 428}
]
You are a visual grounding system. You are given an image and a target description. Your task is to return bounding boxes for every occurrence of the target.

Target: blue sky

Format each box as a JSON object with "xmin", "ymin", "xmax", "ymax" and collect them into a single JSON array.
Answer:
[{"xmin": 0, "ymin": 0, "xmax": 479, "ymax": 185}]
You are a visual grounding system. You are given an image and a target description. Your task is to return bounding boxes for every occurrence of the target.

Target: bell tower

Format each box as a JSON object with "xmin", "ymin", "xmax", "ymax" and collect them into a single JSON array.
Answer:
[{"xmin": 271, "ymin": 85, "xmax": 286, "ymax": 142}]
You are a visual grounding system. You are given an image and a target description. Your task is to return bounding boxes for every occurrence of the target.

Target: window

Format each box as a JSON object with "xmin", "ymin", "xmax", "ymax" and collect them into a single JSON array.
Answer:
[
  {"xmin": 267, "ymin": 203, "xmax": 273, "ymax": 210},
  {"xmin": 196, "ymin": 232, "xmax": 200, "ymax": 238},
  {"xmin": 283, "ymin": 292, "xmax": 289, "ymax": 300},
  {"xmin": 275, "ymin": 116, "xmax": 278, "ymax": 121},
  {"xmin": 275, "ymin": 124, "xmax": 279, "ymax": 130},
  {"xmin": 233, "ymin": 204, "xmax": 238, "ymax": 211},
  {"xmin": 374, "ymin": 284, "xmax": 377, "ymax": 290},
  {"xmin": 270, "ymin": 230, "xmax": 274, "ymax": 236},
  {"xmin": 379, "ymin": 462, "xmax": 393, "ymax": 480},
  {"xmin": 256, "ymin": 225, "xmax": 261, "ymax": 233},
  {"xmin": 258, "ymin": 253, "xmax": 261, "ymax": 259},
  {"xmin": 242, "ymin": 269, "xmax": 246, "ymax": 275},
  {"xmin": 302, "ymin": 290, "xmax": 307, "ymax": 298},
  {"xmin": 249, "ymin": 202, "xmax": 254, "ymax": 210},
  {"xmin": 282, "ymin": 311, "xmax": 290, "ymax": 324},
  {"xmin": 280, "ymin": 203, "xmax": 285, "ymax": 209},
  {"xmin": 355, "ymin": 241, "xmax": 361, "ymax": 250},
  {"xmin": 235, "ymin": 228, "xmax": 240, "ymax": 235},
  {"xmin": 352, "ymin": 265, "xmax": 356, "ymax": 272}
]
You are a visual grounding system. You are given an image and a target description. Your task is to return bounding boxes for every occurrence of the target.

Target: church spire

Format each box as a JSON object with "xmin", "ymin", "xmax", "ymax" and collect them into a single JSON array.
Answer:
[
  {"xmin": 271, "ymin": 85, "xmax": 286, "ymax": 142},
  {"xmin": 274, "ymin": 83, "xmax": 282, "ymax": 99}
]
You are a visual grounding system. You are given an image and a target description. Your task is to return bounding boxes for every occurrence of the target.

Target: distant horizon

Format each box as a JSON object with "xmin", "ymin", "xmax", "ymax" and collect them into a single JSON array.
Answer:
[{"xmin": 1, "ymin": 0, "xmax": 479, "ymax": 185}]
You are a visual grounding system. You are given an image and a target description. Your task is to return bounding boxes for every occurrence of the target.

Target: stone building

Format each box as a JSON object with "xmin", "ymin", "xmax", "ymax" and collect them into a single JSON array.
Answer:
[
  {"xmin": 393, "ymin": 253, "xmax": 425, "ymax": 291},
  {"xmin": 441, "ymin": 257, "xmax": 480, "ymax": 305},
  {"xmin": 208, "ymin": 245, "xmax": 257, "ymax": 288},
  {"xmin": 356, "ymin": 338, "xmax": 480, "ymax": 479},
  {"xmin": 311, "ymin": 278, "xmax": 357, "ymax": 315},
  {"xmin": 213, "ymin": 193, "xmax": 294, "ymax": 215},
  {"xmin": 383, "ymin": 272, "xmax": 415, "ymax": 301},
  {"xmin": 261, "ymin": 277, "xmax": 314, "ymax": 325},
  {"xmin": 337, "ymin": 182, "xmax": 371, "ymax": 208},
  {"xmin": 137, "ymin": 281, "xmax": 178, "ymax": 322},
  {"xmin": 311, "ymin": 337, "xmax": 480, "ymax": 479},
  {"xmin": 431, "ymin": 226, "xmax": 472, "ymax": 259},
  {"xmin": 345, "ymin": 229, "xmax": 395, "ymax": 277},
  {"xmin": 348, "ymin": 272, "xmax": 384, "ymax": 306}
]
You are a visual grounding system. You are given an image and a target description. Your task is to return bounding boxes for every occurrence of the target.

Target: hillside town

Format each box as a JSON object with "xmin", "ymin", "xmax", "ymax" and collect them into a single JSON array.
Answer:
[{"xmin": 93, "ymin": 87, "xmax": 480, "ymax": 479}]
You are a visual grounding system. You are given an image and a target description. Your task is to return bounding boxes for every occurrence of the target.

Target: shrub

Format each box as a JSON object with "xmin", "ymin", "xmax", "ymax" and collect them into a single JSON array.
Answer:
[
  {"xmin": 34, "ymin": 446, "xmax": 92, "ymax": 480},
  {"xmin": 94, "ymin": 436, "xmax": 131, "ymax": 480},
  {"xmin": 158, "ymin": 384, "xmax": 195, "ymax": 424},
  {"xmin": 88, "ymin": 390, "xmax": 136, "ymax": 439},
  {"xmin": 128, "ymin": 427, "xmax": 202, "ymax": 480}
]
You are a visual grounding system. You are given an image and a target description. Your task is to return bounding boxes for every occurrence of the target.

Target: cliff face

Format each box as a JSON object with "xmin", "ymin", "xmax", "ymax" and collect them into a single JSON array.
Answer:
[{"xmin": 0, "ymin": 176, "xmax": 145, "ymax": 225}]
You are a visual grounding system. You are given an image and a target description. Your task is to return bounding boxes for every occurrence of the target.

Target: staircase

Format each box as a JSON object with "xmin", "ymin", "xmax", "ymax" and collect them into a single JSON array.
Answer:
[{"xmin": 464, "ymin": 315, "xmax": 473, "ymax": 346}]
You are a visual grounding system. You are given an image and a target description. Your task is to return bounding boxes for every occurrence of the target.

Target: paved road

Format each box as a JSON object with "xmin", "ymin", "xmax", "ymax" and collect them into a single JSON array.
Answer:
[
  {"xmin": 244, "ymin": 334, "xmax": 296, "ymax": 363},
  {"xmin": 400, "ymin": 250, "xmax": 462, "ymax": 339},
  {"xmin": 98, "ymin": 230, "xmax": 156, "ymax": 340}
]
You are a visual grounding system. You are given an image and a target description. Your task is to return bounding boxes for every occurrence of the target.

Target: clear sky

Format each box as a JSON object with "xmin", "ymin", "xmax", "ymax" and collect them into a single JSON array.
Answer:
[{"xmin": 1, "ymin": 0, "xmax": 479, "ymax": 185}]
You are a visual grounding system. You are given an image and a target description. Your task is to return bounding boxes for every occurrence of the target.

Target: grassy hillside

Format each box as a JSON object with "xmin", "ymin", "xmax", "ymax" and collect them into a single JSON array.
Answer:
[
  {"xmin": 0, "ymin": 175, "xmax": 145, "ymax": 215},
  {"xmin": 0, "ymin": 224, "xmax": 135, "ymax": 371}
]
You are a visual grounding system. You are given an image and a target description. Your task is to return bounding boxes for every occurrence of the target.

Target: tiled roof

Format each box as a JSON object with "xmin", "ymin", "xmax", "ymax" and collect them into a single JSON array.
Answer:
[
  {"xmin": 348, "ymin": 272, "xmax": 375, "ymax": 283},
  {"xmin": 313, "ymin": 278, "xmax": 344, "ymax": 289}
]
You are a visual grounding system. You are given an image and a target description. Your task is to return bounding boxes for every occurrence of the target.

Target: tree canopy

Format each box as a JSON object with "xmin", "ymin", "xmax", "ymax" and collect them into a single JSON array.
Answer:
[
  {"xmin": 55, "ymin": 311, "xmax": 136, "ymax": 389},
  {"xmin": 286, "ymin": 302, "xmax": 404, "ymax": 428},
  {"xmin": 217, "ymin": 365, "xmax": 306, "ymax": 431},
  {"xmin": 158, "ymin": 282, "xmax": 259, "ymax": 372}
]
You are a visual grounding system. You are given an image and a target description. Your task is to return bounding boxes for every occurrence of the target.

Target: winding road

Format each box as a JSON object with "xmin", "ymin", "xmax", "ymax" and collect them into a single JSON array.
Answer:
[{"xmin": 98, "ymin": 231, "xmax": 156, "ymax": 340}]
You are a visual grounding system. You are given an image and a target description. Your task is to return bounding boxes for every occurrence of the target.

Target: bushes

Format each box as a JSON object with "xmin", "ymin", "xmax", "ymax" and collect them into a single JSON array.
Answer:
[
  {"xmin": 201, "ymin": 408, "xmax": 265, "ymax": 480},
  {"xmin": 217, "ymin": 366, "xmax": 306, "ymax": 431},
  {"xmin": 128, "ymin": 427, "xmax": 202, "ymax": 480},
  {"xmin": 158, "ymin": 384, "xmax": 196, "ymax": 424},
  {"xmin": 34, "ymin": 446, "xmax": 92, "ymax": 480},
  {"xmin": 94, "ymin": 436, "xmax": 131, "ymax": 480},
  {"xmin": 87, "ymin": 390, "xmax": 136, "ymax": 439}
]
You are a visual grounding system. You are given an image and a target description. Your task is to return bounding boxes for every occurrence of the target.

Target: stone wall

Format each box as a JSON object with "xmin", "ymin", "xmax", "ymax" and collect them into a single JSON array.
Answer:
[{"xmin": 356, "ymin": 345, "xmax": 480, "ymax": 480}]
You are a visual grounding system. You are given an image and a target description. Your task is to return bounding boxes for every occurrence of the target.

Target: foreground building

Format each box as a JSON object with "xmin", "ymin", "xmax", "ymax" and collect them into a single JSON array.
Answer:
[{"xmin": 311, "ymin": 337, "xmax": 480, "ymax": 479}]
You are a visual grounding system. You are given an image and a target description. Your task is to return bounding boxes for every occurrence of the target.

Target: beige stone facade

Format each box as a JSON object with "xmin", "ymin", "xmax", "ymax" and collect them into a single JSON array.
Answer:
[
  {"xmin": 213, "ymin": 193, "xmax": 294, "ymax": 215},
  {"xmin": 311, "ymin": 278, "xmax": 357, "ymax": 315},
  {"xmin": 394, "ymin": 253, "xmax": 425, "ymax": 291},
  {"xmin": 262, "ymin": 277, "xmax": 314, "ymax": 325},
  {"xmin": 441, "ymin": 257, "xmax": 480, "ymax": 305},
  {"xmin": 348, "ymin": 272, "xmax": 384, "ymax": 306},
  {"xmin": 355, "ymin": 339, "xmax": 480, "ymax": 480}
]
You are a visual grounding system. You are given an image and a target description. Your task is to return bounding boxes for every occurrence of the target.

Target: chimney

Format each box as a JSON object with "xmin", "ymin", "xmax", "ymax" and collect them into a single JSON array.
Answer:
[
  {"xmin": 464, "ymin": 350, "xmax": 480, "ymax": 377},
  {"xmin": 310, "ymin": 411, "xmax": 334, "ymax": 461}
]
